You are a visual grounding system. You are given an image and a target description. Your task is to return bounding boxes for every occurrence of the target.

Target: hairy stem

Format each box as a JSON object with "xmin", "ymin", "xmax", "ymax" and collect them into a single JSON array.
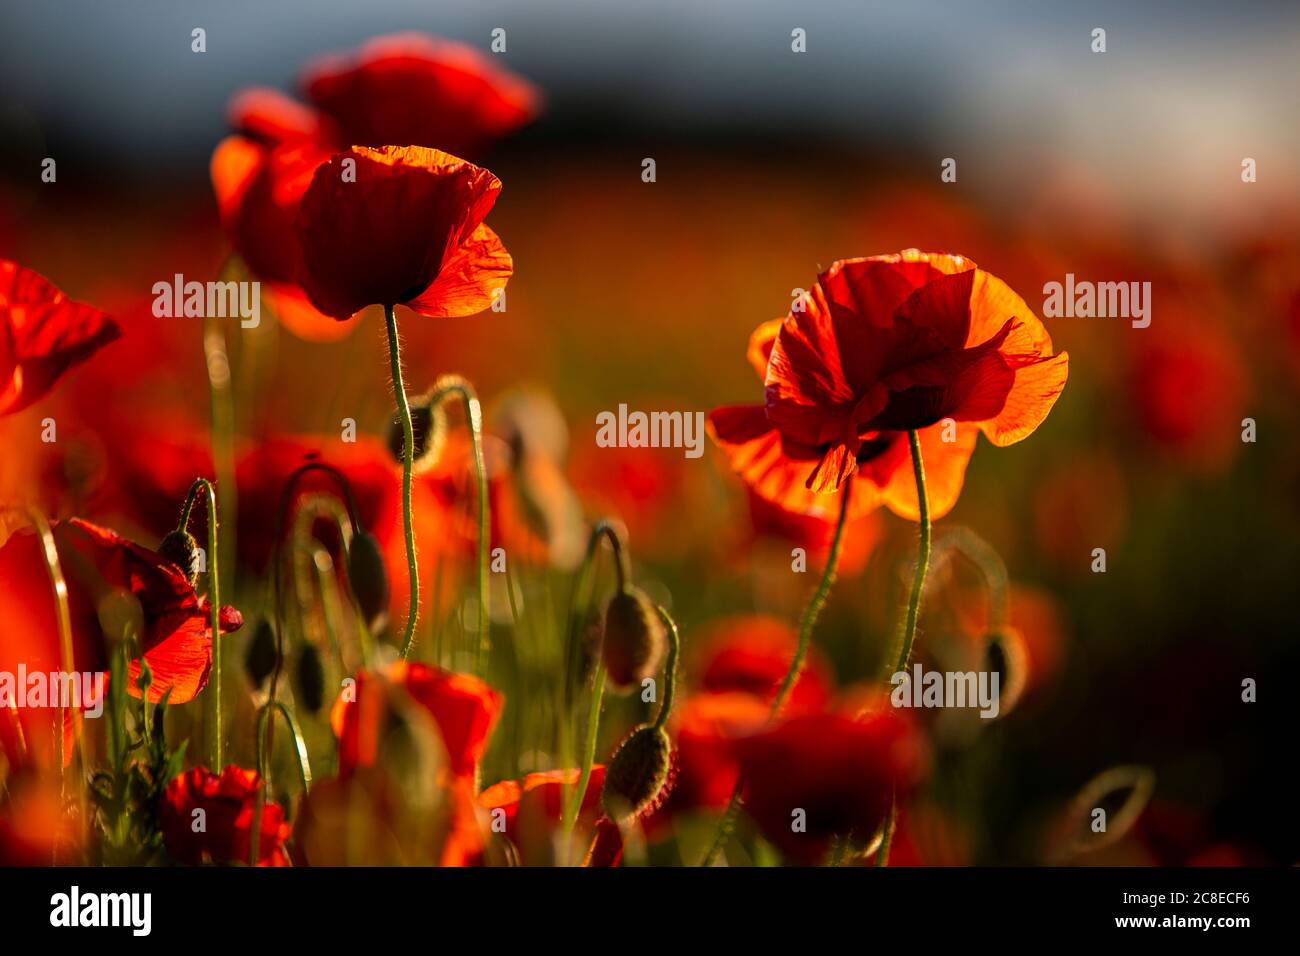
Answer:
[
  {"xmin": 384, "ymin": 305, "xmax": 420, "ymax": 659},
  {"xmin": 700, "ymin": 480, "xmax": 853, "ymax": 866}
]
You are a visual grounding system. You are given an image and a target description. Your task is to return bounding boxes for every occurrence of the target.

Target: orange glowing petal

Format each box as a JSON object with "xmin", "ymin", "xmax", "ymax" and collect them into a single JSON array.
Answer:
[
  {"xmin": 227, "ymin": 87, "xmax": 332, "ymax": 144},
  {"xmin": 976, "ymin": 350, "xmax": 1069, "ymax": 447},
  {"xmin": 746, "ymin": 318, "xmax": 783, "ymax": 380},
  {"xmin": 264, "ymin": 282, "xmax": 358, "ymax": 343},
  {"xmin": 210, "ymin": 136, "xmax": 264, "ymax": 226},
  {"xmin": 406, "ymin": 223, "xmax": 512, "ymax": 318},
  {"xmin": 877, "ymin": 421, "xmax": 977, "ymax": 521}
]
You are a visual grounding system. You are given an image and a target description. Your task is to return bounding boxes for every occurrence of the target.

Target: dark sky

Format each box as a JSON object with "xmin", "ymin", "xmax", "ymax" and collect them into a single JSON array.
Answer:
[{"xmin": 2, "ymin": 0, "xmax": 1297, "ymax": 215}]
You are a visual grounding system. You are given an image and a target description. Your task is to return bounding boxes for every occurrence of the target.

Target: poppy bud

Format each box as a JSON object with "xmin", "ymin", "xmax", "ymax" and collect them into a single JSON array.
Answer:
[
  {"xmin": 244, "ymin": 619, "xmax": 278, "ymax": 689},
  {"xmin": 601, "ymin": 587, "xmax": 666, "ymax": 689},
  {"xmin": 347, "ymin": 531, "xmax": 389, "ymax": 633},
  {"xmin": 295, "ymin": 643, "xmax": 326, "ymax": 714},
  {"xmin": 601, "ymin": 724, "xmax": 672, "ymax": 820},
  {"xmin": 387, "ymin": 398, "xmax": 448, "ymax": 474},
  {"xmin": 158, "ymin": 529, "xmax": 201, "ymax": 585}
]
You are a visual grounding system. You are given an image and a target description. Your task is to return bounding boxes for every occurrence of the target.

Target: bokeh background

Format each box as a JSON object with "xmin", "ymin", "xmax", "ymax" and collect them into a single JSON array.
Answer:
[{"xmin": 2, "ymin": 1, "xmax": 1297, "ymax": 864}]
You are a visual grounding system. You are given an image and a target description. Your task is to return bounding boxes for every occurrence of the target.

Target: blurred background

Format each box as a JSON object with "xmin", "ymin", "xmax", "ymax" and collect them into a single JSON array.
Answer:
[{"xmin": 1, "ymin": 0, "xmax": 1297, "ymax": 864}]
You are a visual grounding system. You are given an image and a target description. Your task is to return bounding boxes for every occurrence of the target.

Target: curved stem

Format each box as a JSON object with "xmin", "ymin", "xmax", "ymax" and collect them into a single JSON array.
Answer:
[
  {"xmin": 891, "ymin": 429, "xmax": 932, "ymax": 676},
  {"xmin": 3, "ymin": 508, "xmax": 81, "ymax": 806},
  {"xmin": 250, "ymin": 700, "xmax": 312, "ymax": 866},
  {"xmin": 384, "ymin": 305, "xmax": 421, "ymax": 660},
  {"xmin": 878, "ymin": 430, "xmax": 930, "ymax": 868},
  {"xmin": 700, "ymin": 480, "xmax": 853, "ymax": 866},
  {"xmin": 416, "ymin": 376, "xmax": 490, "ymax": 672},
  {"xmin": 932, "ymin": 526, "xmax": 1010, "ymax": 631},
  {"xmin": 652, "ymin": 605, "xmax": 680, "ymax": 732},
  {"xmin": 564, "ymin": 520, "xmax": 628, "ymax": 710},
  {"xmin": 179, "ymin": 478, "xmax": 223, "ymax": 769}
]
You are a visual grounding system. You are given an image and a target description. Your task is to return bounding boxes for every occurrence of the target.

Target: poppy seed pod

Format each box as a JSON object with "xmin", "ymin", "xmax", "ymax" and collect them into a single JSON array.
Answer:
[
  {"xmin": 295, "ymin": 643, "xmax": 327, "ymax": 714},
  {"xmin": 244, "ymin": 619, "xmax": 278, "ymax": 689},
  {"xmin": 158, "ymin": 529, "xmax": 201, "ymax": 585},
  {"xmin": 601, "ymin": 588, "xmax": 666, "ymax": 689},
  {"xmin": 347, "ymin": 531, "xmax": 389, "ymax": 633},
  {"xmin": 386, "ymin": 398, "xmax": 448, "ymax": 474},
  {"xmin": 602, "ymin": 724, "xmax": 672, "ymax": 820}
]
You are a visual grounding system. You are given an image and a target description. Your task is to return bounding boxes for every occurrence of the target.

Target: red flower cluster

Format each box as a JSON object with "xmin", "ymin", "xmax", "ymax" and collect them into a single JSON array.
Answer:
[{"xmin": 211, "ymin": 34, "xmax": 534, "ymax": 336}]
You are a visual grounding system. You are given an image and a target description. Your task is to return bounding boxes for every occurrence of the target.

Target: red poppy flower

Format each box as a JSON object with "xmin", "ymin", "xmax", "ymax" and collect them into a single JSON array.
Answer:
[
  {"xmin": 0, "ymin": 518, "xmax": 243, "ymax": 770},
  {"xmin": 0, "ymin": 260, "xmax": 119, "ymax": 416},
  {"xmin": 331, "ymin": 661, "xmax": 502, "ymax": 783},
  {"xmin": 733, "ymin": 704, "xmax": 925, "ymax": 864},
  {"xmin": 294, "ymin": 146, "xmax": 511, "ymax": 321},
  {"xmin": 210, "ymin": 35, "xmax": 535, "ymax": 340},
  {"xmin": 709, "ymin": 251, "xmax": 1068, "ymax": 521},
  {"xmin": 302, "ymin": 34, "xmax": 539, "ymax": 160},
  {"xmin": 160, "ymin": 765, "xmax": 290, "ymax": 866}
]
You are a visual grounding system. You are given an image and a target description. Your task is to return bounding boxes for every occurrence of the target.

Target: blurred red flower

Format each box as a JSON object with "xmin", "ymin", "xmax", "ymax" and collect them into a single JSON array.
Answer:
[
  {"xmin": 331, "ymin": 662, "xmax": 502, "ymax": 783},
  {"xmin": 693, "ymin": 614, "xmax": 833, "ymax": 715},
  {"xmin": 0, "ymin": 260, "xmax": 119, "ymax": 416},
  {"xmin": 294, "ymin": 146, "xmax": 512, "ymax": 321},
  {"xmin": 0, "ymin": 518, "xmax": 243, "ymax": 771},
  {"xmin": 733, "ymin": 704, "xmax": 925, "ymax": 864},
  {"xmin": 478, "ymin": 766, "xmax": 616, "ymax": 865},
  {"xmin": 302, "ymin": 34, "xmax": 539, "ymax": 159},
  {"xmin": 709, "ymin": 251, "xmax": 1068, "ymax": 521},
  {"xmin": 160, "ymin": 765, "xmax": 290, "ymax": 866}
]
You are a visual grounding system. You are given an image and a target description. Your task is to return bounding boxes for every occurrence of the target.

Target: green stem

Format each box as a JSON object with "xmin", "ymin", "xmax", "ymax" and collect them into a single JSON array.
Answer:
[
  {"xmin": 890, "ymin": 429, "xmax": 932, "ymax": 676},
  {"xmin": 564, "ymin": 521, "xmax": 628, "ymax": 709},
  {"xmin": 250, "ymin": 700, "xmax": 312, "ymax": 866},
  {"xmin": 700, "ymin": 480, "xmax": 853, "ymax": 866},
  {"xmin": 560, "ymin": 667, "xmax": 605, "ymax": 860},
  {"xmin": 179, "ymin": 479, "xmax": 223, "ymax": 769},
  {"xmin": 385, "ymin": 305, "xmax": 421, "ymax": 659},
  {"xmin": 416, "ymin": 377, "xmax": 490, "ymax": 672},
  {"xmin": 652, "ymin": 606, "xmax": 680, "ymax": 732},
  {"xmin": 877, "ymin": 430, "xmax": 930, "ymax": 868}
]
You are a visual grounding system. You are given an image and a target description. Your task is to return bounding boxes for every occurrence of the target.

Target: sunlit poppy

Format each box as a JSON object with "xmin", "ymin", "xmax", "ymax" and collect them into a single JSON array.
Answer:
[
  {"xmin": 210, "ymin": 35, "xmax": 535, "ymax": 340},
  {"xmin": 0, "ymin": 518, "xmax": 243, "ymax": 770},
  {"xmin": 709, "ymin": 251, "xmax": 1068, "ymax": 520},
  {"xmin": 160, "ymin": 765, "xmax": 290, "ymax": 866},
  {"xmin": 294, "ymin": 146, "xmax": 512, "ymax": 321},
  {"xmin": 0, "ymin": 260, "xmax": 119, "ymax": 416}
]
